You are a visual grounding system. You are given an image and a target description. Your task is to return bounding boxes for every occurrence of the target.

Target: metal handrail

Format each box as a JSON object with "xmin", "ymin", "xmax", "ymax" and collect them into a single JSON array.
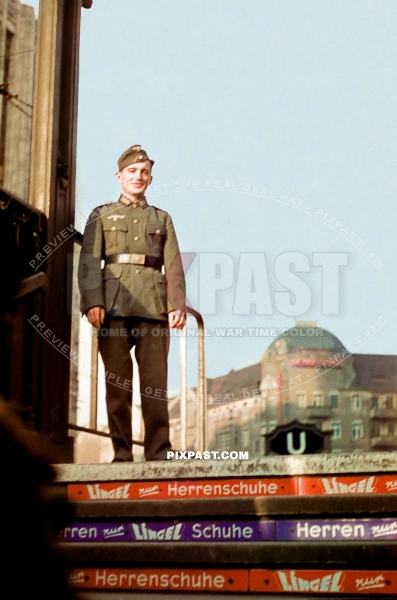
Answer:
[
  {"xmin": 14, "ymin": 272, "xmax": 48, "ymax": 299},
  {"xmin": 179, "ymin": 307, "xmax": 207, "ymax": 454},
  {"xmin": 89, "ymin": 332, "xmax": 99, "ymax": 430},
  {"xmin": 179, "ymin": 323, "xmax": 187, "ymax": 451}
]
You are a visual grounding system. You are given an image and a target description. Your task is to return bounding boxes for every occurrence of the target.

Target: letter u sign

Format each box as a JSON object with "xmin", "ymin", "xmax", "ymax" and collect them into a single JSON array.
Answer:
[{"xmin": 286, "ymin": 431, "xmax": 307, "ymax": 455}]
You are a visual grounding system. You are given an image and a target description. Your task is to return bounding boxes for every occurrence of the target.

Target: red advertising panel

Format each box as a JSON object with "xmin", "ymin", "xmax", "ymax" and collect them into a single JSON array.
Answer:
[
  {"xmin": 292, "ymin": 358, "xmax": 343, "ymax": 368},
  {"xmin": 67, "ymin": 477, "xmax": 297, "ymax": 501},
  {"xmin": 250, "ymin": 569, "xmax": 397, "ymax": 594},
  {"xmin": 299, "ymin": 474, "xmax": 397, "ymax": 496},
  {"xmin": 68, "ymin": 568, "xmax": 249, "ymax": 592}
]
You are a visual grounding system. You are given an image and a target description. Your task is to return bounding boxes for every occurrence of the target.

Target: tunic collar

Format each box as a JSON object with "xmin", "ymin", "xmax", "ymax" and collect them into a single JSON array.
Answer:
[{"xmin": 118, "ymin": 195, "xmax": 148, "ymax": 208}]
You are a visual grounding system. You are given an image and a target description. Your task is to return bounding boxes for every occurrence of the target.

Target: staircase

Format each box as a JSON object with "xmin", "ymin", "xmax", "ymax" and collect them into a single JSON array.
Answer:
[{"xmin": 55, "ymin": 453, "xmax": 397, "ymax": 598}]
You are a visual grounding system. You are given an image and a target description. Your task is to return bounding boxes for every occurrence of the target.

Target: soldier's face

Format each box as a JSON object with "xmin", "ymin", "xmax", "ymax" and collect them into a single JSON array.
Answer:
[{"xmin": 116, "ymin": 160, "xmax": 153, "ymax": 199}]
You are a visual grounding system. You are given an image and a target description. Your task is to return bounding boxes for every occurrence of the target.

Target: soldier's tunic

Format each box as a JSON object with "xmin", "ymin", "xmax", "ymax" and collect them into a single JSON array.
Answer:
[{"xmin": 78, "ymin": 195, "xmax": 185, "ymax": 461}]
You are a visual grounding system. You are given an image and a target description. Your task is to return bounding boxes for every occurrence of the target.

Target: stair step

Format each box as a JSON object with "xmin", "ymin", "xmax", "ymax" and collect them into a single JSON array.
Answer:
[
  {"xmin": 67, "ymin": 495, "xmax": 397, "ymax": 518},
  {"xmin": 54, "ymin": 453, "xmax": 397, "ymax": 482},
  {"xmin": 54, "ymin": 457, "xmax": 397, "ymax": 597},
  {"xmin": 76, "ymin": 595, "xmax": 382, "ymax": 600},
  {"xmin": 60, "ymin": 540, "xmax": 397, "ymax": 566}
]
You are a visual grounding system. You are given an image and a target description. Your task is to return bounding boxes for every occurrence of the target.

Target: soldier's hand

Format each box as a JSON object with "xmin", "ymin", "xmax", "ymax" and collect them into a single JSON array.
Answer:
[
  {"xmin": 86, "ymin": 306, "xmax": 105, "ymax": 329},
  {"xmin": 168, "ymin": 310, "xmax": 186, "ymax": 329}
]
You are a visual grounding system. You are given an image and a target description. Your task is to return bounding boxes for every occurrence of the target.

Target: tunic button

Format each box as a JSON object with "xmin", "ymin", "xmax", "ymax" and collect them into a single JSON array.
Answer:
[
  {"xmin": 135, "ymin": 269, "xmax": 141, "ymax": 274},
  {"xmin": 134, "ymin": 236, "xmax": 139, "ymax": 241},
  {"xmin": 156, "ymin": 229, "xmax": 161, "ymax": 234},
  {"xmin": 133, "ymin": 219, "xmax": 139, "ymax": 224},
  {"xmin": 111, "ymin": 226, "xmax": 116, "ymax": 231}
]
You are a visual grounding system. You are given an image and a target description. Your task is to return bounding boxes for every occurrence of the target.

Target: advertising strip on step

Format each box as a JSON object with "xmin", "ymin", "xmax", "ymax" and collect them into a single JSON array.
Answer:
[
  {"xmin": 250, "ymin": 569, "xmax": 397, "ymax": 594},
  {"xmin": 67, "ymin": 477, "xmax": 297, "ymax": 501},
  {"xmin": 67, "ymin": 568, "xmax": 249, "ymax": 592},
  {"xmin": 299, "ymin": 474, "xmax": 397, "ymax": 495},
  {"xmin": 276, "ymin": 518, "xmax": 397, "ymax": 541},
  {"xmin": 60, "ymin": 520, "xmax": 275, "ymax": 542}
]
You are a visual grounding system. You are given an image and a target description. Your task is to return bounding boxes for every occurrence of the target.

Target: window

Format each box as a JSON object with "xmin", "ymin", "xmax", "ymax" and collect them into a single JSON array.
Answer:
[
  {"xmin": 312, "ymin": 392, "xmax": 324, "ymax": 407},
  {"xmin": 373, "ymin": 422, "xmax": 396, "ymax": 438},
  {"xmin": 332, "ymin": 421, "xmax": 342, "ymax": 440},
  {"xmin": 234, "ymin": 430, "xmax": 239, "ymax": 445},
  {"xmin": 268, "ymin": 420, "xmax": 277, "ymax": 432},
  {"xmin": 284, "ymin": 402, "xmax": 292, "ymax": 420},
  {"xmin": 255, "ymin": 412, "xmax": 260, "ymax": 424},
  {"xmin": 329, "ymin": 392, "xmax": 339, "ymax": 409},
  {"xmin": 351, "ymin": 394, "xmax": 362, "ymax": 410},
  {"xmin": 242, "ymin": 427, "xmax": 250, "ymax": 448},
  {"xmin": 352, "ymin": 421, "xmax": 364, "ymax": 440},
  {"xmin": 217, "ymin": 429, "xmax": 231, "ymax": 449},
  {"xmin": 371, "ymin": 395, "xmax": 379, "ymax": 409},
  {"xmin": 255, "ymin": 440, "xmax": 260, "ymax": 454},
  {"xmin": 378, "ymin": 395, "xmax": 393, "ymax": 409},
  {"xmin": 379, "ymin": 423, "xmax": 389, "ymax": 437},
  {"xmin": 296, "ymin": 392, "xmax": 306, "ymax": 408}
]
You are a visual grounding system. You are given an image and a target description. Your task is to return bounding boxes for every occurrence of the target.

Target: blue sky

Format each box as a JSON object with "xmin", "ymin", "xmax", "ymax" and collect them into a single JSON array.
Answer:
[{"xmin": 30, "ymin": 1, "xmax": 397, "ymax": 392}]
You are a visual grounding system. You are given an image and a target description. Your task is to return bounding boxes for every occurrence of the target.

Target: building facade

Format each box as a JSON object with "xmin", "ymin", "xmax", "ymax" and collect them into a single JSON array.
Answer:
[
  {"xmin": 169, "ymin": 321, "xmax": 397, "ymax": 455},
  {"xmin": 0, "ymin": 0, "xmax": 36, "ymax": 202}
]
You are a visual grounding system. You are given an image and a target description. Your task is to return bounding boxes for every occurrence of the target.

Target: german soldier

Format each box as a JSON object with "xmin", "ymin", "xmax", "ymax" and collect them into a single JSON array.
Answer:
[{"xmin": 78, "ymin": 145, "xmax": 186, "ymax": 461}]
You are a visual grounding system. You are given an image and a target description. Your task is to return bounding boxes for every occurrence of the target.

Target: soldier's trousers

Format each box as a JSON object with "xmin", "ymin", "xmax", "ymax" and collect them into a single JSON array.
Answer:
[{"xmin": 98, "ymin": 317, "xmax": 171, "ymax": 461}]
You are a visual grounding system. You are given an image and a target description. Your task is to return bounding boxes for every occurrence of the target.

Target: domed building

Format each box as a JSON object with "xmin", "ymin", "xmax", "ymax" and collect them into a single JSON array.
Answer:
[
  {"xmin": 258, "ymin": 322, "xmax": 355, "ymax": 453},
  {"xmin": 262, "ymin": 324, "xmax": 351, "ymax": 414},
  {"xmin": 169, "ymin": 320, "xmax": 397, "ymax": 455}
]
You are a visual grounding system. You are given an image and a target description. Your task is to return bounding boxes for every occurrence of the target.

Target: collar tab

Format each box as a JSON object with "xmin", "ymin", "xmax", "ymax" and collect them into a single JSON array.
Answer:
[{"xmin": 119, "ymin": 195, "xmax": 148, "ymax": 208}]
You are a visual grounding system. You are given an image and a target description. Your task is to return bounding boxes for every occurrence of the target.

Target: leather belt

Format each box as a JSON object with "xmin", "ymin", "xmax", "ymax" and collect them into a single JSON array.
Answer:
[{"xmin": 105, "ymin": 253, "xmax": 163, "ymax": 270}]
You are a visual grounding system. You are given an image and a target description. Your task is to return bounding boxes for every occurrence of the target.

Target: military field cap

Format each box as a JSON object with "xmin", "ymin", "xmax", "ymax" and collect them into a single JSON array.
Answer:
[{"xmin": 117, "ymin": 144, "xmax": 154, "ymax": 171}]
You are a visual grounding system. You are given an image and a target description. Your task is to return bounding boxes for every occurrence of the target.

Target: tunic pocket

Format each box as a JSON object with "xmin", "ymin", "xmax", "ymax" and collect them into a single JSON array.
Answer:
[
  {"xmin": 147, "ymin": 223, "xmax": 166, "ymax": 236},
  {"xmin": 147, "ymin": 222, "xmax": 166, "ymax": 253},
  {"xmin": 103, "ymin": 220, "xmax": 128, "ymax": 254}
]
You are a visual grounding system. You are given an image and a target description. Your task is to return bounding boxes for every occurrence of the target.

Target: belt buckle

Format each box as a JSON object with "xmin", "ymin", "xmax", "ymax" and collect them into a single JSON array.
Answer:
[{"xmin": 131, "ymin": 253, "xmax": 145, "ymax": 265}]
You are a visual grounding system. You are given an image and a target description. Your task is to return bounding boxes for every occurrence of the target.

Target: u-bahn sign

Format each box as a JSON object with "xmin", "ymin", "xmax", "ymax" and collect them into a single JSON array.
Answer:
[{"xmin": 265, "ymin": 420, "xmax": 331, "ymax": 455}]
